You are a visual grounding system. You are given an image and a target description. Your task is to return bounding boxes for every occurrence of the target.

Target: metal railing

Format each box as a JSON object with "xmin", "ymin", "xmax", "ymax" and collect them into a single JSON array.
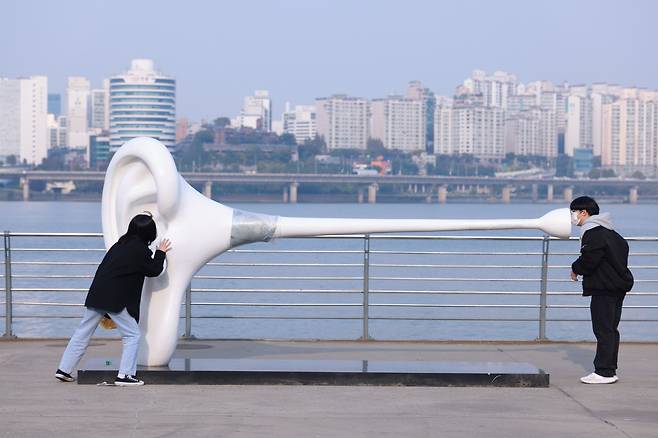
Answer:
[{"xmin": 2, "ymin": 231, "xmax": 657, "ymax": 341}]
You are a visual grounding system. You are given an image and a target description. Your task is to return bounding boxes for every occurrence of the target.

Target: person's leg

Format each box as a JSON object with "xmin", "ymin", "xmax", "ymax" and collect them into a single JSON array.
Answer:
[
  {"xmin": 108, "ymin": 308, "xmax": 141, "ymax": 376},
  {"xmin": 58, "ymin": 307, "xmax": 103, "ymax": 374},
  {"xmin": 590, "ymin": 295, "xmax": 617, "ymax": 377},
  {"xmin": 612, "ymin": 294, "xmax": 625, "ymax": 373}
]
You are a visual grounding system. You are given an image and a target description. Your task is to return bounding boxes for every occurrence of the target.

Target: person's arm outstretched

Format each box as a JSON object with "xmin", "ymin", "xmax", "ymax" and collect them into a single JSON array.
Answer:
[{"xmin": 142, "ymin": 238, "xmax": 172, "ymax": 277}]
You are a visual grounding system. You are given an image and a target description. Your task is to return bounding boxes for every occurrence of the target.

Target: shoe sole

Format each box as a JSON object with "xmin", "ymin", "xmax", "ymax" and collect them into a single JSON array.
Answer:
[
  {"xmin": 55, "ymin": 374, "xmax": 75, "ymax": 382},
  {"xmin": 580, "ymin": 379, "xmax": 618, "ymax": 384},
  {"xmin": 114, "ymin": 381, "xmax": 144, "ymax": 386}
]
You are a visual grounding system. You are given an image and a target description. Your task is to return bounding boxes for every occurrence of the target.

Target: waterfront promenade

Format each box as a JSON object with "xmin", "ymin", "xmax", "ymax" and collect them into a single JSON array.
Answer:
[{"xmin": 1, "ymin": 339, "xmax": 656, "ymax": 437}]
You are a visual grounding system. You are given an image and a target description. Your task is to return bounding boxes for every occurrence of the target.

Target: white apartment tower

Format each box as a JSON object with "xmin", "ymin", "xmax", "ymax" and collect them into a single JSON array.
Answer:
[
  {"xmin": 371, "ymin": 96, "xmax": 426, "ymax": 152},
  {"xmin": 282, "ymin": 103, "xmax": 316, "ymax": 144},
  {"xmin": 239, "ymin": 90, "xmax": 272, "ymax": 132},
  {"xmin": 66, "ymin": 76, "xmax": 90, "ymax": 149},
  {"xmin": 0, "ymin": 76, "xmax": 49, "ymax": 165},
  {"xmin": 463, "ymin": 70, "xmax": 517, "ymax": 109},
  {"xmin": 315, "ymin": 95, "xmax": 369, "ymax": 150},
  {"xmin": 90, "ymin": 79, "xmax": 110, "ymax": 131},
  {"xmin": 601, "ymin": 88, "xmax": 658, "ymax": 176},
  {"xmin": 505, "ymin": 108, "xmax": 557, "ymax": 157},
  {"xmin": 433, "ymin": 100, "xmax": 506, "ymax": 158},
  {"xmin": 109, "ymin": 59, "xmax": 176, "ymax": 151}
]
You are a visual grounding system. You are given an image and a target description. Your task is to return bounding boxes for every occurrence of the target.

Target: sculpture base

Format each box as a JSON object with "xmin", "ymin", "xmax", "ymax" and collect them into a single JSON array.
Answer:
[{"xmin": 77, "ymin": 358, "xmax": 549, "ymax": 387}]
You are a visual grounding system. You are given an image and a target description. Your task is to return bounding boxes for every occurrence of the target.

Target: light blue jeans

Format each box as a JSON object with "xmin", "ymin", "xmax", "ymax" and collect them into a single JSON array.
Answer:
[{"xmin": 58, "ymin": 307, "xmax": 141, "ymax": 376}]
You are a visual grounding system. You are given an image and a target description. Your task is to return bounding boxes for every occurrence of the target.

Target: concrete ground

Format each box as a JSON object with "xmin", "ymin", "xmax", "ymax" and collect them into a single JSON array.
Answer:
[{"xmin": 0, "ymin": 339, "xmax": 657, "ymax": 437}]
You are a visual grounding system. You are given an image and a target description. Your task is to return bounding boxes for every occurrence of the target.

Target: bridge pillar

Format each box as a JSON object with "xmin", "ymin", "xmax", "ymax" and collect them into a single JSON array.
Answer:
[
  {"xmin": 629, "ymin": 186, "xmax": 638, "ymax": 204},
  {"xmin": 289, "ymin": 182, "xmax": 298, "ymax": 204},
  {"xmin": 531, "ymin": 184, "xmax": 538, "ymax": 203},
  {"xmin": 282, "ymin": 187, "xmax": 289, "ymax": 203},
  {"xmin": 502, "ymin": 186, "xmax": 512, "ymax": 204},
  {"xmin": 425, "ymin": 186, "xmax": 433, "ymax": 203},
  {"xmin": 546, "ymin": 184, "xmax": 554, "ymax": 203},
  {"xmin": 203, "ymin": 181, "xmax": 212, "ymax": 199},
  {"xmin": 563, "ymin": 186, "xmax": 573, "ymax": 203},
  {"xmin": 437, "ymin": 185, "xmax": 447, "ymax": 204},
  {"xmin": 20, "ymin": 177, "xmax": 29, "ymax": 201},
  {"xmin": 368, "ymin": 183, "xmax": 378, "ymax": 204},
  {"xmin": 357, "ymin": 189, "xmax": 364, "ymax": 204}
]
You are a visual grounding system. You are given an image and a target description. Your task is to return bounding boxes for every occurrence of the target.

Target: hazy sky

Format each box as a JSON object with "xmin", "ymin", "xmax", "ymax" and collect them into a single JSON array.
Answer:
[{"xmin": 2, "ymin": 0, "xmax": 657, "ymax": 120}]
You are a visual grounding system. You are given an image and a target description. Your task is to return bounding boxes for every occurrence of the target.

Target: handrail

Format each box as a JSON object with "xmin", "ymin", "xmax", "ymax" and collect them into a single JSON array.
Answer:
[{"xmin": 2, "ymin": 231, "xmax": 657, "ymax": 341}]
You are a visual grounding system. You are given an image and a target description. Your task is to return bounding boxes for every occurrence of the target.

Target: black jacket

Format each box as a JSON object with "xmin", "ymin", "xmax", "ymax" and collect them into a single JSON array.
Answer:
[
  {"xmin": 572, "ymin": 226, "xmax": 633, "ymax": 296},
  {"xmin": 84, "ymin": 235, "xmax": 166, "ymax": 321}
]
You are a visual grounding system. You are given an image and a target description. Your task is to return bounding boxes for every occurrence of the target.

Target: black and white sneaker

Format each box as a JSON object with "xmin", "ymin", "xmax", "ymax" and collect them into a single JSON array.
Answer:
[
  {"xmin": 114, "ymin": 375, "xmax": 144, "ymax": 386},
  {"xmin": 55, "ymin": 369, "xmax": 75, "ymax": 382}
]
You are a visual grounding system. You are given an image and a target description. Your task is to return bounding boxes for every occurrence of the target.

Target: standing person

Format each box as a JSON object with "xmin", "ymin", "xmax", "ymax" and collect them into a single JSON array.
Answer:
[
  {"xmin": 55, "ymin": 213, "xmax": 172, "ymax": 386},
  {"xmin": 570, "ymin": 196, "xmax": 633, "ymax": 384}
]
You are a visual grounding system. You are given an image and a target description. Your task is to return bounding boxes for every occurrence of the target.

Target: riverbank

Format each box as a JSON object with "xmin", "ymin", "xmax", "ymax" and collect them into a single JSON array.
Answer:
[{"xmin": 1, "ymin": 339, "xmax": 656, "ymax": 437}]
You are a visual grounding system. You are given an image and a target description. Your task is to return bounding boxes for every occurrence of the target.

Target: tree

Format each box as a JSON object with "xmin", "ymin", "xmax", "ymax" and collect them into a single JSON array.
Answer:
[
  {"xmin": 278, "ymin": 133, "xmax": 297, "ymax": 145},
  {"xmin": 213, "ymin": 117, "xmax": 231, "ymax": 129},
  {"xmin": 631, "ymin": 170, "xmax": 646, "ymax": 180}
]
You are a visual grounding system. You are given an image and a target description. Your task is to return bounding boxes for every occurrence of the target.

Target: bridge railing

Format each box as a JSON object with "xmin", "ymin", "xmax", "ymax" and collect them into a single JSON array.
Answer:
[{"xmin": 2, "ymin": 231, "xmax": 657, "ymax": 341}]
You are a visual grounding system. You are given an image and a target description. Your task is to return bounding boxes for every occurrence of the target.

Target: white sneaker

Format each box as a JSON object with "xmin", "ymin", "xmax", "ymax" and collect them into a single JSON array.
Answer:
[{"xmin": 580, "ymin": 373, "xmax": 618, "ymax": 384}]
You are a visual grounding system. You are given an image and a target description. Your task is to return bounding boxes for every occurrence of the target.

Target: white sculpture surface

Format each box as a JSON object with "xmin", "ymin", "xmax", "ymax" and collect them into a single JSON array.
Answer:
[{"xmin": 102, "ymin": 137, "xmax": 571, "ymax": 366}]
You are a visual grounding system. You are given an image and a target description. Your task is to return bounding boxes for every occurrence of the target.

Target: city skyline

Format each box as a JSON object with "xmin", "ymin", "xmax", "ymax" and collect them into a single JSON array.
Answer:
[{"xmin": 3, "ymin": 0, "xmax": 657, "ymax": 120}]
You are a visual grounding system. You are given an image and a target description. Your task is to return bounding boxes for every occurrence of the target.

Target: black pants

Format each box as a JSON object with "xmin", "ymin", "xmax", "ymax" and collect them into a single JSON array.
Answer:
[{"xmin": 590, "ymin": 294, "xmax": 625, "ymax": 377}]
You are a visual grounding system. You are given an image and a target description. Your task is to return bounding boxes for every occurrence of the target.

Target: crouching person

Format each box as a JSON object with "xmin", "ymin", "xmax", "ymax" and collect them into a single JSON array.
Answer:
[{"xmin": 55, "ymin": 213, "xmax": 172, "ymax": 386}]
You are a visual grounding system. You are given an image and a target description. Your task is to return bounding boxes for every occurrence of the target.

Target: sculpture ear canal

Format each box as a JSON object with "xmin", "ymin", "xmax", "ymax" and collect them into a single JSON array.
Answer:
[{"xmin": 102, "ymin": 137, "xmax": 181, "ymax": 249}]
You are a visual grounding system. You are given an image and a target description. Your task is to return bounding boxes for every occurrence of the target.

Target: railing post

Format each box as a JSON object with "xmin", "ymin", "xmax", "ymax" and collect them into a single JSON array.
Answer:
[
  {"xmin": 538, "ymin": 235, "xmax": 550, "ymax": 341},
  {"xmin": 182, "ymin": 283, "xmax": 194, "ymax": 339},
  {"xmin": 3, "ymin": 231, "xmax": 15, "ymax": 338},
  {"xmin": 361, "ymin": 234, "xmax": 370, "ymax": 340}
]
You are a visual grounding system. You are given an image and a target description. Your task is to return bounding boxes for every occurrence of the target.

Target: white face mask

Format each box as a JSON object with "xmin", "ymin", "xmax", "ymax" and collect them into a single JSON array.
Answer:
[{"xmin": 570, "ymin": 211, "xmax": 581, "ymax": 226}]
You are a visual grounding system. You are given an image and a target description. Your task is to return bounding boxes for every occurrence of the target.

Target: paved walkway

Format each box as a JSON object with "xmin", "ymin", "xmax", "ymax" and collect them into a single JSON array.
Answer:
[{"xmin": 1, "ymin": 339, "xmax": 657, "ymax": 437}]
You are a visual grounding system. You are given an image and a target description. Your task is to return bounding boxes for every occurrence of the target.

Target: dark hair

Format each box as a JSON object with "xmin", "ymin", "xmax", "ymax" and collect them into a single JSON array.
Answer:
[
  {"xmin": 118, "ymin": 213, "xmax": 157, "ymax": 245},
  {"xmin": 569, "ymin": 196, "xmax": 599, "ymax": 216}
]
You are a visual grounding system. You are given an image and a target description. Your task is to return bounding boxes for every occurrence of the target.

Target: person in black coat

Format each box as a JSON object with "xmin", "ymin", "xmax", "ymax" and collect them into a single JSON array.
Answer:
[
  {"xmin": 55, "ymin": 213, "xmax": 172, "ymax": 386},
  {"xmin": 570, "ymin": 196, "xmax": 633, "ymax": 384}
]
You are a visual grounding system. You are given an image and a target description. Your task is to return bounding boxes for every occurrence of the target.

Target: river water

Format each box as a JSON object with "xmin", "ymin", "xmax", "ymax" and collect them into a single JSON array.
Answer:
[{"xmin": 1, "ymin": 201, "xmax": 657, "ymax": 341}]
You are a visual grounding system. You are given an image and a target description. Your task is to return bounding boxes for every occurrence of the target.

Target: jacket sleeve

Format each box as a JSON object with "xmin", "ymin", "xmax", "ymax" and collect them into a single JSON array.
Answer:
[
  {"xmin": 141, "ymin": 248, "xmax": 166, "ymax": 277},
  {"xmin": 571, "ymin": 232, "xmax": 606, "ymax": 275}
]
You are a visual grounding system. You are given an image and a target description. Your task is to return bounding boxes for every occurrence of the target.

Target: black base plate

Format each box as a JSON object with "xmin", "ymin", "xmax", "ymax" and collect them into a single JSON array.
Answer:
[{"xmin": 78, "ymin": 358, "xmax": 549, "ymax": 387}]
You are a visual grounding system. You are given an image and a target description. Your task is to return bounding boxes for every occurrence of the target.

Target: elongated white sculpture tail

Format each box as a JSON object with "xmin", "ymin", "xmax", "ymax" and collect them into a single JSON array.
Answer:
[{"xmin": 102, "ymin": 137, "xmax": 571, "ymax": 366}]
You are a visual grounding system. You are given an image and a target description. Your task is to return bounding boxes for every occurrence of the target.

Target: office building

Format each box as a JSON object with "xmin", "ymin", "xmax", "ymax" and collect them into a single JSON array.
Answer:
[{"xmin": 109, "ymin": 59, "xmax": 176, "ymax": 151}]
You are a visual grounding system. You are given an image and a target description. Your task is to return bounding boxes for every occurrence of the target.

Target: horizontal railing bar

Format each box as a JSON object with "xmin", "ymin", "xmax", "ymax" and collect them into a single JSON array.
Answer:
[
  {"xmin": 193, "ymin": 276, "xmax": 362, "ymax": 281},
  {"xmin": 190, "ymin": 302, "xmax": 361, "ymax": 307},
  {"xmin": 190, "ymin": 288, "xmax": 362, "ymax": 293},
  {"xmin": 11, "ymin": 262, "xmax": 99, "ymax": 266},
  {"xmin": 371, "ymin": 251, "xmax": 544, "ymax": 256},
  {"xmin": 5, "ymin": 232, "xmax": 103, "ymax": 237},
  {"xmin": 370, "ymin": 264, "xmax": 542, "ymax": 269},
  {"xmin": 11, "ymin": 248, "xmax": 105, "ymax": 252},
  {"xmin": 11, "ymin": 275, "xmax": 93, "ymax": 279},
  {"xmin": 204, "ymin": 262, "xmax": 362, "ymax": 267},
  {"xmin": 227, "ymin": 249, "xmax": 362, "ymax": 254},
  {"xmin": 185, "ymin": 302, "xmax": 539, "ymax": 308}
]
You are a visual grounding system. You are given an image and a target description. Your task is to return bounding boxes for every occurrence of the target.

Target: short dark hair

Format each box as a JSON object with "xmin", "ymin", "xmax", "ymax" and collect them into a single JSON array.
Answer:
[
  {"xmin": 118, "ymin": 214, "xmax": 157, "ymax": 245},
  {"xmin": 570, "ymin": 196, "xmax": 599, "ymax": 216}
]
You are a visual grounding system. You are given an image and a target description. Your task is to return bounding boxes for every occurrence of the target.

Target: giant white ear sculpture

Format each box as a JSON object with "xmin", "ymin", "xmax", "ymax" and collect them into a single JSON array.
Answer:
[{"xmin": 103, "ymin": 137, "xmax": 571, "ymax": 366}]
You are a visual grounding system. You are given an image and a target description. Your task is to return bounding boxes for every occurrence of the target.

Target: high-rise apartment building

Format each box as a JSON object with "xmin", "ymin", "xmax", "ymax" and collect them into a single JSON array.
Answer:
[
  {"xmin": 66, "ymin": 76, "xmax": 90, "ymax": 150},
  {"xmin": 601, "ymin": 88, "xmax": 658, "ymax": 176},
  {"xmin": 282, "ymin": 103, "xmax": 316, "ymax": 144},
  {"xmin": 371, "ymin": 96, "xmax": 425, "ymax": 152},
  {"xmin": 238, "ymin": 90, "xmax": 272, "ymax": 132},
  {"xmin": 0, "ymin": 76, "xmax": 49, "ymax": 165},
  {"xmin": 90, "ymin": 79, "xmax": 110, "ymax": 131},
  {"xmin": 109, "ymin": 59, "xmax": 176, "ymax": 151},
  {"xmin": 433, "ymin": 100, "xmax": 506, "ymax": 158},
  {"xmin": 462, "ymin": 70, "xmax": 517, "ymax": 109},
  {"xmin": 406, "ymin": 80, "xmax": 435, "ymax": 152},
  {"xmin": 315, "ymin": 95, "xmax": 369, "ymax": 150},
  {"xmin": 505, "ymin": 108, "xmax": 557, "ymax": 157}
]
